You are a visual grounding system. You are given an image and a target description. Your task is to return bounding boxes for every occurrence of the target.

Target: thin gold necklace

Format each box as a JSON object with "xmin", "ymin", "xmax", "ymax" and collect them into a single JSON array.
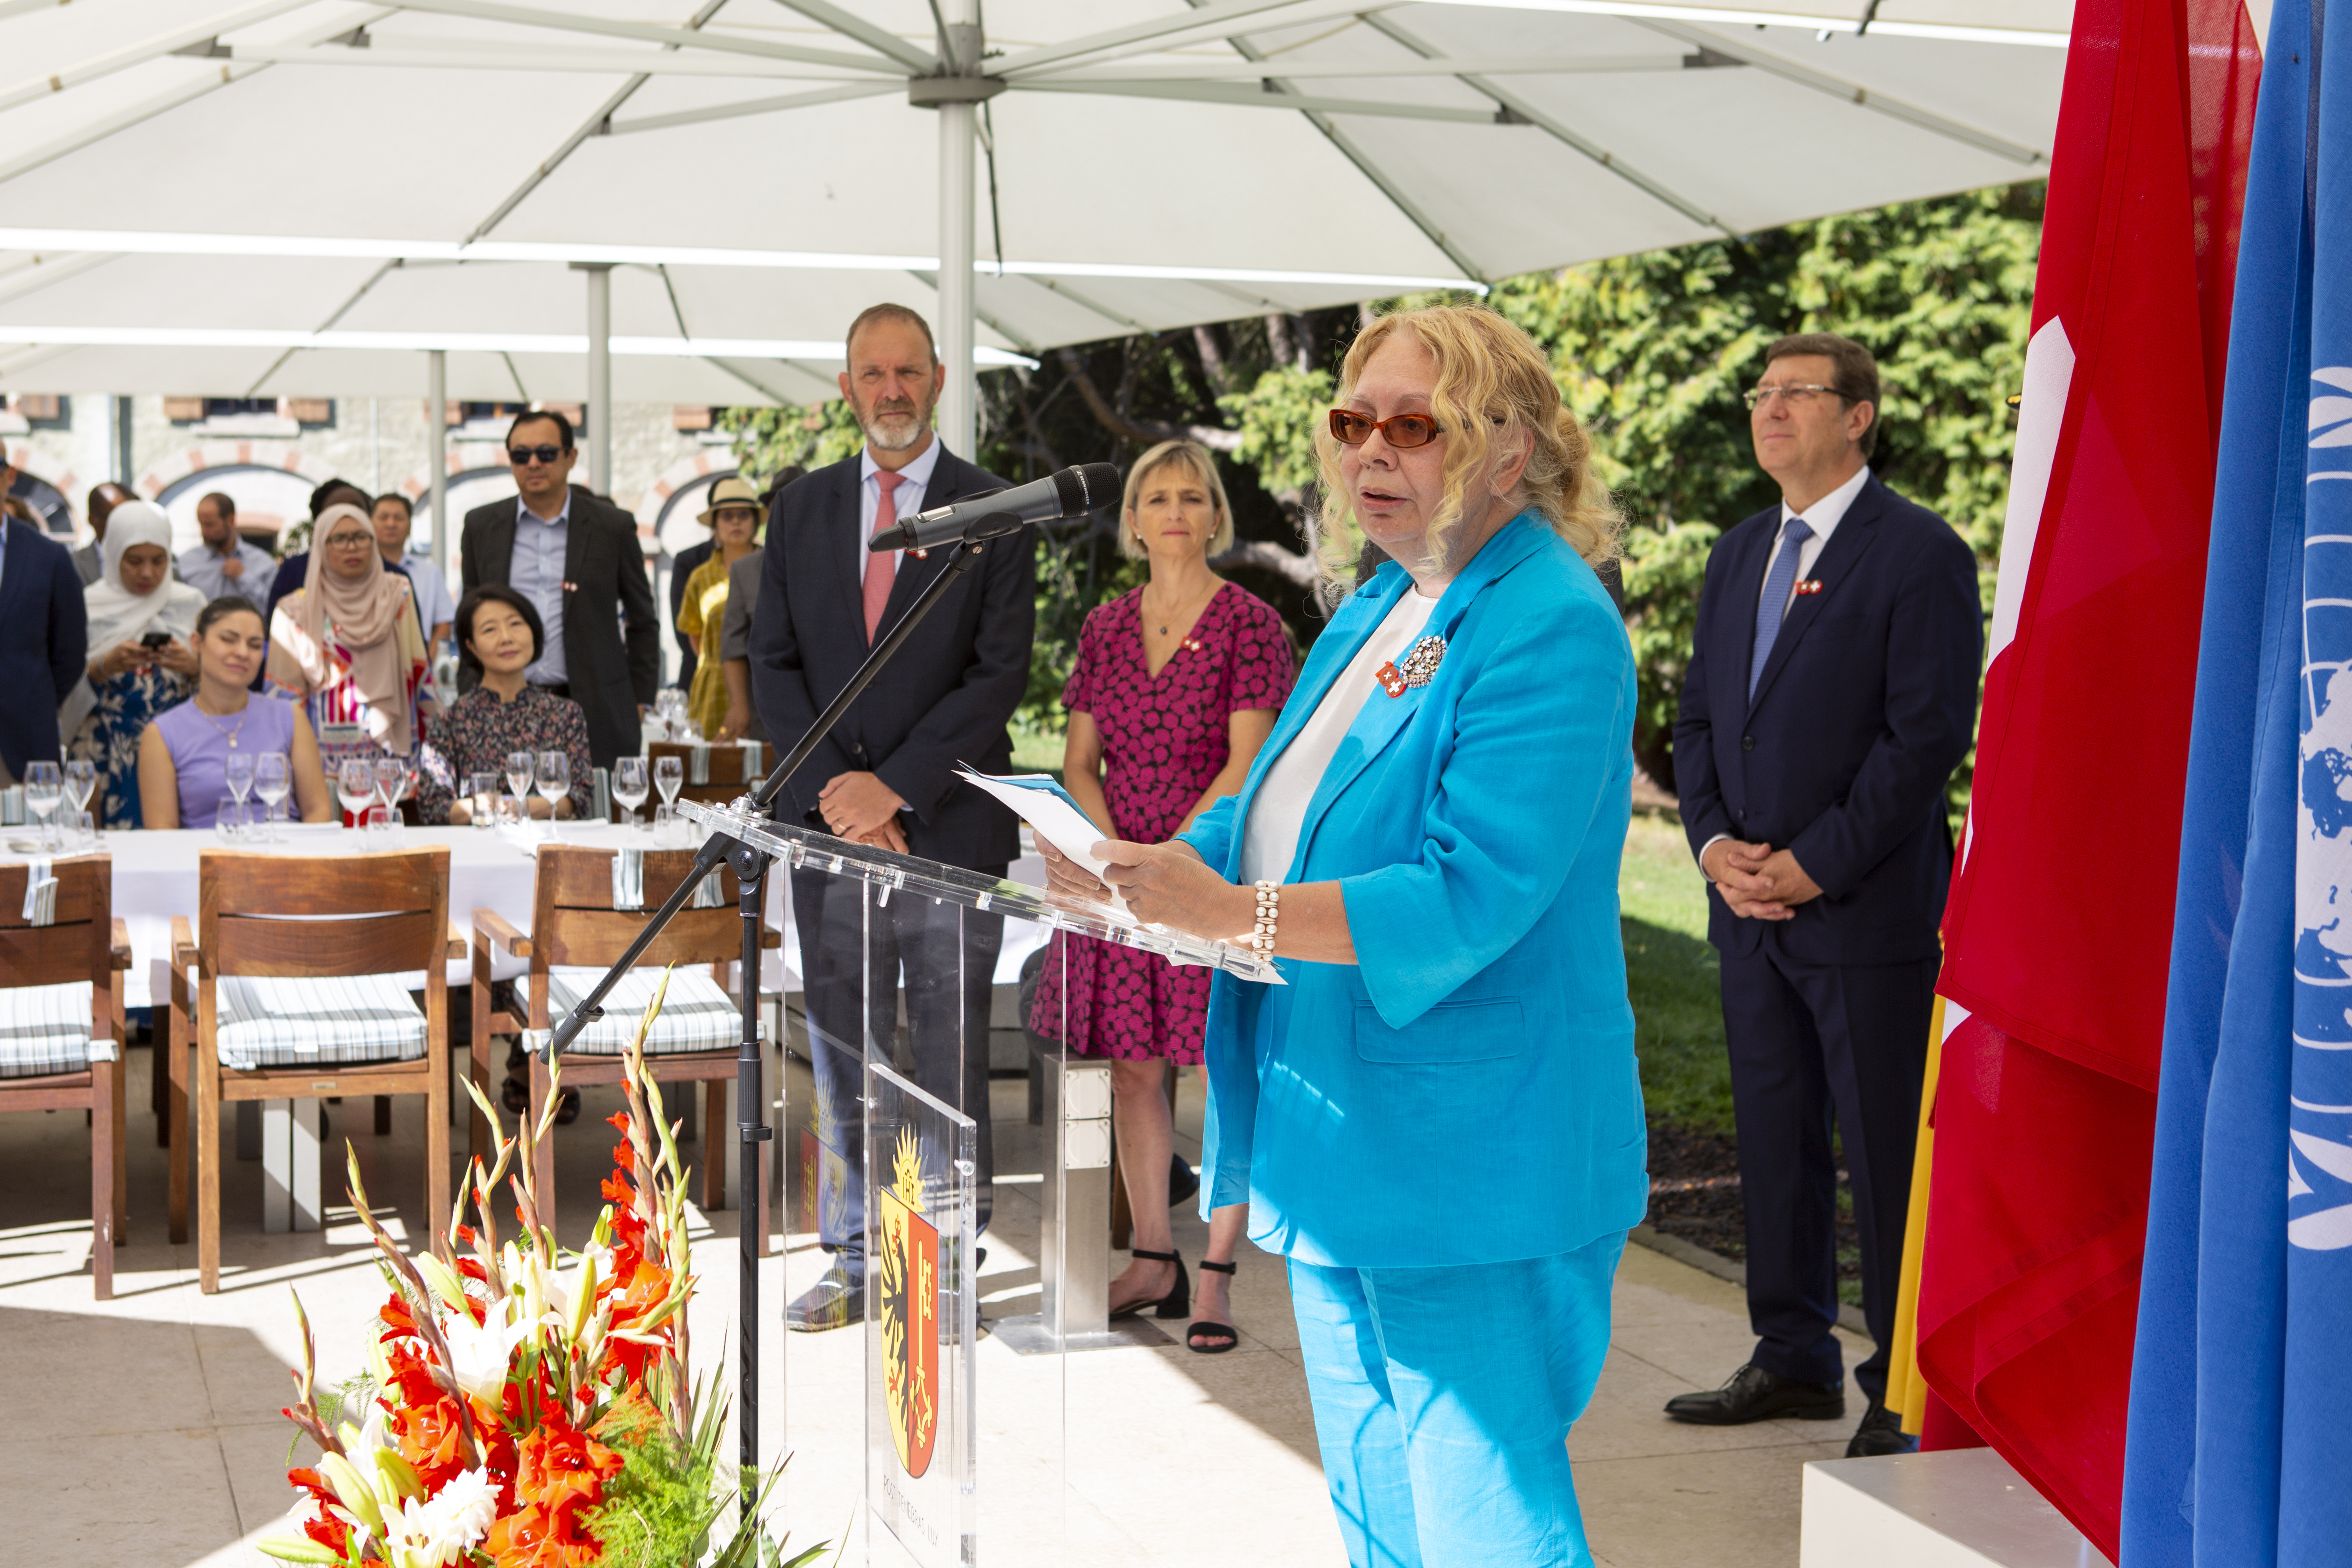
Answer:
[{"xmin": 192, "ymin": 692, "xmax": 252, "ymax": 749}]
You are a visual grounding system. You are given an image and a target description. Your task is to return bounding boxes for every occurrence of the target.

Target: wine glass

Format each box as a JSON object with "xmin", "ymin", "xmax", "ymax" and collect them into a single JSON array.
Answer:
[
  {"xmin": 224, "ymin": 752, "xmax": 255, "ymax": 812},
  {"xmin": 534, "ymin": 750, "xmax": 570, "ymax": 841},
  {"xmin": 611, "ymin": 756, "xmax": 649, "ymax": 828},
  {"xmin": 254, "ymin": 751, "xmax": 291, "ymax": 840},
  {"xmin": 654, "ymin": 754, "xmax": 684, "ymax": 813},
  {"xmin": 23, "ymin": 760, "xmax": 62, "ymax": 850},
  {"xmin": 373, "ymin": 756, "xmax": 406, "ymax": 818},
  {"xmin": 63, "ymin": 758, "xmax": 96, "ymax": 821},
  {"xmin": 505, "ymin": 749, "xmax": 533, "ymax": 813},
  {"xmin": 337, "ymin": 758, "xmax": 377, "ymax": 825}
]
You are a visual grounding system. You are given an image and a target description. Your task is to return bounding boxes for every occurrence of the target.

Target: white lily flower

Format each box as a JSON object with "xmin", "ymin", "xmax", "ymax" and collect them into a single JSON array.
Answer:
[
  {"xmin": 436, "ymin": 1299, "xmax": 526, "ymax": 1403},
  {"xmin": 381, "ymin": 1465, "xmax": 498, "ymax": 1568}
]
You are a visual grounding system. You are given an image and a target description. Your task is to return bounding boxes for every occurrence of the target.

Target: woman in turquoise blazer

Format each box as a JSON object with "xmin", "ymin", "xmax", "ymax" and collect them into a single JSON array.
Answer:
[{"xmin": 1046, "ymin": 304, "xmax": 1646, "ymax": 1567}]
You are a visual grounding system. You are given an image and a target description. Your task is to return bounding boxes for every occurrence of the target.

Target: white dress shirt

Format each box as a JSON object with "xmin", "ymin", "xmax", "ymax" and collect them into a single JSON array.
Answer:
[
  {"xmin": 1754, "ymin": 462, "xmax": 1870, "ymax": 617},
  {"xmin": 510, "ymin": 491, "xmax": 571, "ymax": 687},
  {"xmin": 859, "ymin": 436, "xmax": 944, "ymax": 568},
  {"xmin": 1701, "ymin": 462, "xmax": 1872, "ymax": 873},
  {"xmin": 1241, "ymin": 586, "xmax": 1440, "ymax": 887}
]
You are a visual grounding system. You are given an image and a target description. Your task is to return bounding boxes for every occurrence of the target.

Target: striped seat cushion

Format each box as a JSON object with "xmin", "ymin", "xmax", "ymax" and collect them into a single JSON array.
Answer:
[
  {"xmin": 0, "ymin": 982, "xmax": 97, "ymax": 1080},
  {"xmin": 544, "ymin": 966, "xmax": 739, "ymax": 1057},
  {"xmin": 214, "ymin": 975, "xmax": 428, "ymax": 1072}
]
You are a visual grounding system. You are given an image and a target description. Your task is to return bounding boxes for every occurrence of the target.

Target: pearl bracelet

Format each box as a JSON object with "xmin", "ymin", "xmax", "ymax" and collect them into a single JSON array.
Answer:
[{"xmin": 1251, "ymin": 879, "xmax": 1280, "ymax": 954}]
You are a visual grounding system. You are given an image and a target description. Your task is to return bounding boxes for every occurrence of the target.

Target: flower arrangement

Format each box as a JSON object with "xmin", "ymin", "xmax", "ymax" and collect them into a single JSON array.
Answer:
[{"xmin": 258, "ymin": 987, "xmax": 814, "ymax": 1568}]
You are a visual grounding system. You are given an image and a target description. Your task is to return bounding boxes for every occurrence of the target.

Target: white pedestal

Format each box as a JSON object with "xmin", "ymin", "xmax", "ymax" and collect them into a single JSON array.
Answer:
[{"xmin": 1801, "ymin": 1449, "xmax": 2111, "ymax": 1568}]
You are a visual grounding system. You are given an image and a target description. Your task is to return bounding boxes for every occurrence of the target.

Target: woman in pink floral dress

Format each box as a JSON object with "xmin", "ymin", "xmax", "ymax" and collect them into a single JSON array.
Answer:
[{"xmin": 1030, "ymin": 440, "xmax": 1294, "ymax": 1351}]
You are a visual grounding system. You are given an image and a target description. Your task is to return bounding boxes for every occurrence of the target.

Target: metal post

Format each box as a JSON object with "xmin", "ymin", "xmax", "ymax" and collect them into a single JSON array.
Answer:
[
  {"xmin": 936, "ymin": 0, "xmax": 979, "ymax": 459},
  {"xmin": 427, "ymin": 351, "xmax": 449, "ymax": 573},
  {"xmin": 730, "ymin": 852, "xmax": 774, "ymax": 1527},
  {"xmin": 576, "ymin": 263, "xmax": 614, "ymax": 495},
  {"xmin": 112, "ymin": 395, "xmax": 133, "ymax": 485}
]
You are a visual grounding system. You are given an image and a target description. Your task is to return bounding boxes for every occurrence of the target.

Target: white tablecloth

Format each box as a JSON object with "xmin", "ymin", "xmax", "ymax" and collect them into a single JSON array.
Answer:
[{"xmin": 2, "ymin": 821, "xmax": 1047, "ymax": 1012}]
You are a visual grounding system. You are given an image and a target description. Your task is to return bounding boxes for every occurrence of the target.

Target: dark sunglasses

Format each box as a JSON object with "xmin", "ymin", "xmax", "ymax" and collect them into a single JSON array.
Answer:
[
  {"xmin": 507, "ymin": 444, "xmax": 567, "ymax": 466},
  {"xmin": 1328, "ymin": 409, "xmax": 1444, "ymax": 449}
]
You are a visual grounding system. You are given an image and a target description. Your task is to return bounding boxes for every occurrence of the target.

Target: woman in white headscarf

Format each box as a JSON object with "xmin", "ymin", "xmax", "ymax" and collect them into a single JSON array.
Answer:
[
  {"xmin": 65, "ymin": 499, "xmax": 205, "ymax": 827},
  {"xmin": 265, "ymin": 502, "xmax": 428, "ymax": 787}
]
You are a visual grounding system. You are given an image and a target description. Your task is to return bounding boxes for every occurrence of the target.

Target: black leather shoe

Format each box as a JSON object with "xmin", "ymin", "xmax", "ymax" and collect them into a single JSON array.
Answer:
[
  {"xmin": 1664, "ymin": 1363, "xmax": 1845, "ymax": 1425},
  {"xmin": 786, "ymin": 1262, "xmax": 864, "ymax": 1333},
  {"xmin": 1845, "ymin": 1400, "xmax": 1916, "ymax": 1457}
]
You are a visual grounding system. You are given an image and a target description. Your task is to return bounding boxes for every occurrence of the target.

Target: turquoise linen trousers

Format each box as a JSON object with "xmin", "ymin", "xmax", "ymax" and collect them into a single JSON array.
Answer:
[{"xmin": 1288, "ymin": 1230, "xmax": 1626, "ymax": 1568}]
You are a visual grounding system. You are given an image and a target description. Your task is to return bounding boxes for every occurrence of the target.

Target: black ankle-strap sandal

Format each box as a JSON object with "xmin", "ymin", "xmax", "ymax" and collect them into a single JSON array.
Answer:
[
  {"xmin": 1187, "ymin": 1258, "xmax": 1239, "ymax": 1354},
  {"xmin": 1113, "ymin": 1247, "xmax": 1190, "ymax": 1321}
]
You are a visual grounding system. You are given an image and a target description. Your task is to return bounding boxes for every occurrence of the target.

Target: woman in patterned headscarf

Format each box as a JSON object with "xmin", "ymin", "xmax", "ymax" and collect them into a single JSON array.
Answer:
[{"xmin": 265, "ymin": 501, "xmax": 429, "ymax": 784}]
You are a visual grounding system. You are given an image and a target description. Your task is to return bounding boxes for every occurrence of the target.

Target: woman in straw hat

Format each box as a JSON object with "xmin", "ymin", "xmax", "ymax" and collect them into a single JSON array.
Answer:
[{"xmin": 677, "ymin": 476, "xmax": 764, "ymax": 740}]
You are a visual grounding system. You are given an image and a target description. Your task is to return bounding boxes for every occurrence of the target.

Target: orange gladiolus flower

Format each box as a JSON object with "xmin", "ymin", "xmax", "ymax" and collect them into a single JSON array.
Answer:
[
  {"xmin": 514, "ymin": 1426, "xmax": 623, "ymax": 1517},
  {"xmin": 486, "ymin": 1501, "xmax": 603, "ymax": 1568}
]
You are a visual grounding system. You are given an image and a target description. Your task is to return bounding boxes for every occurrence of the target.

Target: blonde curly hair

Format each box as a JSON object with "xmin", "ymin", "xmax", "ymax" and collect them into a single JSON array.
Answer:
[{"xmin": 1313, "ymin": 303, "xmax": 1619, "ymax": 585}]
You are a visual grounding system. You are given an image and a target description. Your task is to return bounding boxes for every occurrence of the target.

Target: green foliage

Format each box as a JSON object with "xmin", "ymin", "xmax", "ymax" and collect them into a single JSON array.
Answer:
[
  {"xmin": 720, "ymin": 399, "xmax": 866, "ymax": 488},
  {"xmin": 1220, "ymin": 366, "xmax": 1335, "ymax": 497},
  {"xmin": 1619, "ymin": 521, "xmax": 1720, "ymax": 793}
]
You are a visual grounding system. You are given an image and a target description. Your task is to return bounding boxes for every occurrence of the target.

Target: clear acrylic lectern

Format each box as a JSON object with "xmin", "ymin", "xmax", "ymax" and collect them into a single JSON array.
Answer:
[{"xmin": 680, "ymin": 799, "xmax": 1277, "ymax": 1565}]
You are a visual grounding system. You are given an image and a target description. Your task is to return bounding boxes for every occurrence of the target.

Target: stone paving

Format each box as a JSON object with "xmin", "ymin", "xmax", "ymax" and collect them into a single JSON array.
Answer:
[{"xmin": 0, "ymin": 1045, "xmax": 1868, "ymax": 1568}]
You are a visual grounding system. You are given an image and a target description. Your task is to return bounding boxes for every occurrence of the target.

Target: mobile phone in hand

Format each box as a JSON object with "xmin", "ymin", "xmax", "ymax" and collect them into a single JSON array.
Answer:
[{"xmin": 139, "ymin": 631, "xmax": 173, "ymax": 650}]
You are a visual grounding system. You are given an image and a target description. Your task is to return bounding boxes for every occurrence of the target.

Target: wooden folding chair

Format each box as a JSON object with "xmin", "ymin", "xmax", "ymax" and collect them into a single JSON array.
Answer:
[
  {"xmin": 471, "ymin": 844, "xmax": 777, "ymax": 1244},
  {"xmin": 165, "ymin": 847, "xmax": 463, "ymax": 1294},
  {"xmin": 649, "ymin": 741, "xmax": 774, "ymax": 807},
  {"xmin": 0, "ymin": 858, "xmax": 129, "ymax": 1298}
]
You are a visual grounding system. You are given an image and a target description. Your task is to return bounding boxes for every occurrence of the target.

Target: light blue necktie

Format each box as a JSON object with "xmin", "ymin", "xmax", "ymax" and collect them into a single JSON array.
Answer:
[{"xmin": 1748, "ymin": 517, "xmax": 1813, "ymax": 702}]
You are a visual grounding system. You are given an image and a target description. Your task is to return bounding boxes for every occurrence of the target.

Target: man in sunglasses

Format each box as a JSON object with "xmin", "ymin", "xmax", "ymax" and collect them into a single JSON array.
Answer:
[
  {"xmin": 457, "ymin": 408, "xmax": 658, "ymax": 769},
  {"xmin": 1668, "ymin": 331, "xmax": 1981, "ymax": 1458},
  {"xmin": 749, "ymin": 302, "xmax": 1034, "ymax": 1333}
]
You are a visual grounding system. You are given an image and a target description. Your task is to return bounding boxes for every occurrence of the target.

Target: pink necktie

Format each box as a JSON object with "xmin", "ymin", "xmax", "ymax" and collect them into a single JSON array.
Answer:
[{"xmin": 863, "ymin": 470, "xmax": 902, "ymax": 644}]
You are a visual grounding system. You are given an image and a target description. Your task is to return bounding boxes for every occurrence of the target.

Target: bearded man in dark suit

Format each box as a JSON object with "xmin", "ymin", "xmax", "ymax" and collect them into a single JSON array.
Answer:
[
  {"xmin": 750, "ymin": 303, "xmax": 1034, "ymax": 1331},
  {"xmin": 1668, "ymin": 333, "xmax": 1982, "ymax": 1457}
]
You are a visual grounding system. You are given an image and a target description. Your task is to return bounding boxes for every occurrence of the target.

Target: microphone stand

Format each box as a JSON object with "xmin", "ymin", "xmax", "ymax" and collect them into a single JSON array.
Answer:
[{"xmin": 542, "ymin": 514, "xmax": 1023, "ymax": 1527}]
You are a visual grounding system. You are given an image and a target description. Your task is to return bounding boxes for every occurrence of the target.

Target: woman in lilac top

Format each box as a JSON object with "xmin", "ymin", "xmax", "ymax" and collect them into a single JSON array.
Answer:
[
  {"xmin": 139, "ymin": 598, "xmax": 333, "ymax": 828},
  {"xmin": 1027, "ymin": 440, "xmax": 1295, "ymax": 1352}
]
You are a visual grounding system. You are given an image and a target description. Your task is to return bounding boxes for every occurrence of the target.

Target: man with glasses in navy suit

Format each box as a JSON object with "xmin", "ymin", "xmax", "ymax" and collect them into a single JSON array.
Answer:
[
  {"xmin": 0, "ymin": 441, "xmax": 88, "ymax": 786},
  {"xmin": 1668, "ymin": 333, "xmax": 1982, "ymax": 1458}
]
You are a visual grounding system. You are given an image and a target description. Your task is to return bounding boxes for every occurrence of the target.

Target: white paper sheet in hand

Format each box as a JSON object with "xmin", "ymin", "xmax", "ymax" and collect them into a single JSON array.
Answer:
[{"xmin": 954, "ymin": 766, "xmax": 1122, "ymax": 895}]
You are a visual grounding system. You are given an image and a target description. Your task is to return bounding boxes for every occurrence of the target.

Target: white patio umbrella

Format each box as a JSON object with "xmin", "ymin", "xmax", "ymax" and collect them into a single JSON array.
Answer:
[{"xmin": 0, "ymin": 0, "xmax": 2071, "ymax": 549}]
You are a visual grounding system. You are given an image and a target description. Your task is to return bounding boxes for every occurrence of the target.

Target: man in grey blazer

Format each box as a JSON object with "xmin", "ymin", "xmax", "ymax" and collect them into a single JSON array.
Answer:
[{"xmin": 459, "ymin": 410, "xmax": 660, "ymax": 769}]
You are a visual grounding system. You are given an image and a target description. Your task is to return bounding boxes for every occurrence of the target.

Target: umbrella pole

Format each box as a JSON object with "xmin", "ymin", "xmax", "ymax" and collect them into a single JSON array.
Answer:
[
  {"xmin": 427, "ymin": 349, "xmax": 447, "ymax": 578},
  {"xmin": 936, "ymin": 0, "xmax": 979, "ymax": 458},
  {"xmin": 578, "ymin": 262, "xmax": 614, "ymax": 496}
]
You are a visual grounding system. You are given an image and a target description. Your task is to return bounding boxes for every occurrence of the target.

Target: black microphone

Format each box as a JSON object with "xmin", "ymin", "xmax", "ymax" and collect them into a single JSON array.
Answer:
[{"xmin": 868, "ymin": 462, "xmax": 1121, "ymax": 552}]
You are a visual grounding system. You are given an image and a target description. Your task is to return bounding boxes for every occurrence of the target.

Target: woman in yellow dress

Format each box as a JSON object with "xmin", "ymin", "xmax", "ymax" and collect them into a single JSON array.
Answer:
[{"xmin": 677, "ymin": 476, "xmax": 763, "ymax": 739}]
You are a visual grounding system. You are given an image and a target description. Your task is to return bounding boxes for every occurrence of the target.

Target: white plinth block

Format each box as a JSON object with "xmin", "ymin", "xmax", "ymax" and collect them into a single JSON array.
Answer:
[{"xmin": 1801, "ymin": 1449, "xmax": 2110, "ymax": 1568}]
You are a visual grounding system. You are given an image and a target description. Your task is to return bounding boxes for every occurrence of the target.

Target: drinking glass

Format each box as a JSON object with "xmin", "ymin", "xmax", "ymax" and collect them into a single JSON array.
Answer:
[
  {"xmin": 468, "ymin": 772, "xmax": 500, "ymax": 829},
  {"xmin": 365, "ymin": 804, "xmax": 398, "ymax": 839},
  {"xmin": 610, "ymin": 756, "xmax": 649, "ymax": 827},
  {"xmin": 492, "ymin": 792, "xmax": 522, "ymax": 831},
  {"xmin": 23, "ymin": 760, "xmax": 61, "ymax": 850},
  {"xmin": 337, "ymin": 758, "xmax": 376, "ymax": 825},
  {"xmin": 214, "ymin": 797, "xmax": 248, "ymax": 841},
  {"xmin": 66, "ymin": 811, "xmax": 95, "ymax": 851},
  {"xmin": 535, "ymin": 751, "xmax": 570, "ymax": 841},
  {"xmin": 63, "ymin": 758, "xmax": 96, "ymax": 820},
  {"xmin": 653, "ymin": 802, "xmax": 684, "ymax": 848},
  {"xmin": 224, "ymin": 751, "xmax": 255, "ymax": 809},
  {"xmin": 505, "ymin": 749, "xmax": 534, "ymax": 810},
  {"xmin": 373, "ymin": 755, "xmax": 406, "ymax": 812},
  {"xmin": 654, "ymin": 754, "xmax": 684, "ymax": 810},
  {"xmin": 253, "ymin": 751, "xmax": 291, "ymax": 841}
]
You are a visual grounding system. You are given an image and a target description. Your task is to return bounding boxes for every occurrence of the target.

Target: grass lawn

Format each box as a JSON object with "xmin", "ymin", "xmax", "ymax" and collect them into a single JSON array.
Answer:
[{"xmin": 1619, "ymin": 813, "xmax": 1734, "ymax": 1136}]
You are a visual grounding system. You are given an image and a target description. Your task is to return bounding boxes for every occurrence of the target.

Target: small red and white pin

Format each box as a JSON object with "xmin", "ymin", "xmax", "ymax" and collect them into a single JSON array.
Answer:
[{"xmin": 1794, "ymin": 579, "xmax": 1825, "ymax": 596}]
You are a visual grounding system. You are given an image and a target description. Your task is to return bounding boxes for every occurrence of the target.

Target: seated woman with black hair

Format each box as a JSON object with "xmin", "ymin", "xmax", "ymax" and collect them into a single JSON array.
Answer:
[
  {"xmin": 138, "ymin": 596, "xmax": 334, "ymax": 828},
  {"xmin": 415, "ymin": 585, "xmax": 594, "ymax": 825}
]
